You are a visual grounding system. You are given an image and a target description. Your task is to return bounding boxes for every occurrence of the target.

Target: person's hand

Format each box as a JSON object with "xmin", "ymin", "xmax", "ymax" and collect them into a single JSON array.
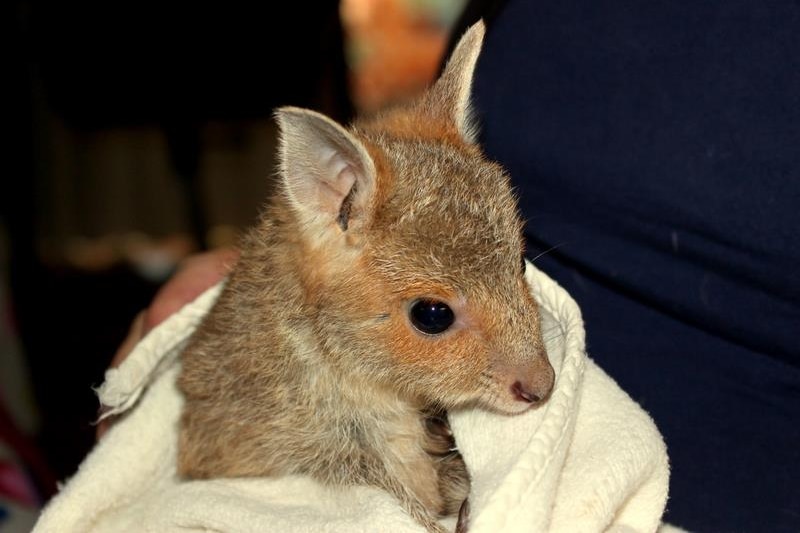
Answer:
[
  {"xmin": 108, "ymin": 247, "xmax": 239, "ymax": 367},
  {"xmin": 97, "ymin": 247, "xmax": 239, "ymax": 437}
]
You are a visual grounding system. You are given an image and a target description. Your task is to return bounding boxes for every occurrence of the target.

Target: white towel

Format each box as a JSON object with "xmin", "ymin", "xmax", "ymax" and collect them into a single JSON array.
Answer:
[{"xmin": 34, "ymin": 265, "xmax": 672, "ymax": 532}]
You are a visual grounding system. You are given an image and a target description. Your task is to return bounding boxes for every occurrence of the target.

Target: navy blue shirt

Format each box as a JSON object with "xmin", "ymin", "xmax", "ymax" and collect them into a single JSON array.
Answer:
[{"xmin": 468, "ymin": 1, "xmax": 800, "ymax": 531}]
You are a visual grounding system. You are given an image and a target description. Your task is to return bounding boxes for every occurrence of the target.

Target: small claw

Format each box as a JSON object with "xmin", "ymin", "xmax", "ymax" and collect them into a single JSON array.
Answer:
[{"xmin": 455, "ymin": 498, "xmax": 470, "ymax": 533}]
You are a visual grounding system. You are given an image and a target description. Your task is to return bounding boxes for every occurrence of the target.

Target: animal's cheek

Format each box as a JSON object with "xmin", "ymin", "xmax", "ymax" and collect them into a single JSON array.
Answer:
[{"xmin": 377, "ymin": 316, "xmax": 488, "ymax": 381}]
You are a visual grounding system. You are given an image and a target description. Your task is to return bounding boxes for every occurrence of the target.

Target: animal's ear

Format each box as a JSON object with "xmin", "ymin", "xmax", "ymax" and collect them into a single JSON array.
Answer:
[
  {"xmin": 426, "ymin": 20, "xmax": 485, "ymax": 142},
  {"xmin": 275, "ymin": 107, "xmax": 376, "ymax": 231}
]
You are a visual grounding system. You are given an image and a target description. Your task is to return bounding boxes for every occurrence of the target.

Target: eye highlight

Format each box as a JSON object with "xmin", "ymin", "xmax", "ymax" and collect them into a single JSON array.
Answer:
[{"xmin": 408, "ymin": 299, "xmax": 455, "ymax": 335}]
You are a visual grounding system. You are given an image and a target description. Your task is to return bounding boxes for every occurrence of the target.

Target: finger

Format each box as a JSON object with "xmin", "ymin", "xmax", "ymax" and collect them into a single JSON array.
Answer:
[
  {"xmin": 142, "ymin": 248, "xmax": 239, "ymax": 332},
  {"xmin": 109, "ymin": 311, "xmax": 146, "ymax": 369}
]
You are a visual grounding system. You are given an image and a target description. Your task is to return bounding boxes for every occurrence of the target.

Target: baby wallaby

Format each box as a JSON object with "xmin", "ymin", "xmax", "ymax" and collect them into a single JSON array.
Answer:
[{"xmin": 178, "ymin": 22, "xmax": 554, "ymax": 533}]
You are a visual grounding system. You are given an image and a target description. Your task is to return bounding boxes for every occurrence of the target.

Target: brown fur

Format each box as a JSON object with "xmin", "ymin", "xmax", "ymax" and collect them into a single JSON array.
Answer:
[{"xmin": 177, "ymin": 22, "xmax": 554, "ymax": 533}]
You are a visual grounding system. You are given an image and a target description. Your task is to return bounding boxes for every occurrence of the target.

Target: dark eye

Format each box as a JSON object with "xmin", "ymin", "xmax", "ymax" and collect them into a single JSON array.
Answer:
[{"xmin": 409, "ymin": 299, "xmax": 455, "ymax": 335}]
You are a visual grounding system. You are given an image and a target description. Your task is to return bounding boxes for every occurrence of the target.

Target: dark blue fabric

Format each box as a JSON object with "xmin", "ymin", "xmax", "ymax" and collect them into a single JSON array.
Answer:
[{"xmin": 471, "ymin": 1, "xmax": 800, "ymax": 531}]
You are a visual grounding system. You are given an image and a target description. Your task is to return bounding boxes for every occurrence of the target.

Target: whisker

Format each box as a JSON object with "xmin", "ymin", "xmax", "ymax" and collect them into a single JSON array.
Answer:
[
  {"xmin": 529, "ymin": 242, "xmax": 567, "ymax": 263},
  {"xmin": 543, "ymin": 331, "xmax": 566, "ymax": 345},
  {"xmin": 540, "ymin": 324, "xmax": 563, "ymax": 335}
]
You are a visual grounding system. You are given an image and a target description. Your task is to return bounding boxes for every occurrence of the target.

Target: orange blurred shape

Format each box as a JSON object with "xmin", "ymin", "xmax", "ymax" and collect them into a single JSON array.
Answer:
[{"xmin": 342, "ymin": 0, "xmax": 448, "ymax": 113}]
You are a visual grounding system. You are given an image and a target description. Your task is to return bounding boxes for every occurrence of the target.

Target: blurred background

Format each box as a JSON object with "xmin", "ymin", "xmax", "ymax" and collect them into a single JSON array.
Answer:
[{"xmin": 3, "ymin": 0, "xmax": 468, "ymax": 527}]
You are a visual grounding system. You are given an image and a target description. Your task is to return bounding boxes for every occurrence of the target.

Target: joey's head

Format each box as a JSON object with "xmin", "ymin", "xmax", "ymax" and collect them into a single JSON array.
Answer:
[{"xmin": 274, "ymin": 22, "xmax": 554, "ymax": 414}]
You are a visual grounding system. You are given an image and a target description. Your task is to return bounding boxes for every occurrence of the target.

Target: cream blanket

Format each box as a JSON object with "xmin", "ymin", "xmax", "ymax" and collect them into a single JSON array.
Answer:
[{"xmin": 34, "ymin": 265, "xmax": 671, "ymax": 532}]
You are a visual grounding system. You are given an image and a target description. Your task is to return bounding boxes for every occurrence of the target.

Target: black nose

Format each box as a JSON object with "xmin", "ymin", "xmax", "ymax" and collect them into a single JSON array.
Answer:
[{"xmin": 511, "ymin": 381, "xmax": 541, "ymax": 403}]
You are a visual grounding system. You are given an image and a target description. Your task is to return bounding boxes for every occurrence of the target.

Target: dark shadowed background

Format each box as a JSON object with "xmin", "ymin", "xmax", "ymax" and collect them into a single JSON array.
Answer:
[{"xmin": 4, "ymin": 2, "xmax": 464, "ymax": 526}]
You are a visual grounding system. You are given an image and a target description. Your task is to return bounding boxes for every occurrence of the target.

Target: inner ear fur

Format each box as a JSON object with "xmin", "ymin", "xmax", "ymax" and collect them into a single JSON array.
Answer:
[{"xmin": 276, "ymin": 107, "xmax": 376, "ymax": 230}]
